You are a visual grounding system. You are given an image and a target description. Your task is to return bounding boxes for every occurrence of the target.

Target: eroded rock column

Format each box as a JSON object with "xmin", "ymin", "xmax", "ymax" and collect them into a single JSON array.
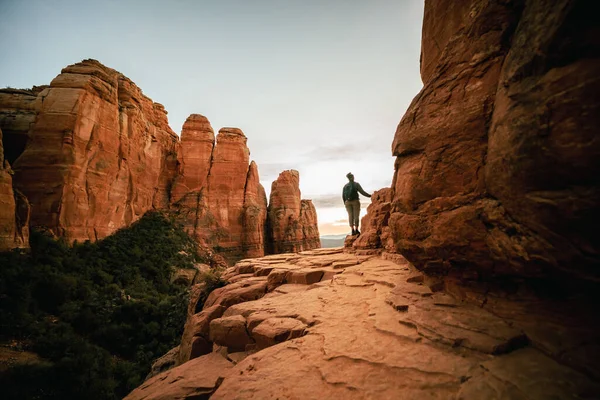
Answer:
[{"xmin": 266, "ymin": 170, "xmax": 320, "ymax": 254}]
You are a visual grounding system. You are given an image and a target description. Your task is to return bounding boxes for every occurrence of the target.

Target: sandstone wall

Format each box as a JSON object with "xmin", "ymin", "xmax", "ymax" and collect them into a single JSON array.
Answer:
[
  {"xmin": 357, "ymin": 0, "xmax": 600, "ymax": 292},
  {"xmin": 5, "ymin": 60, "xmax": 179, "ymax": 242},
  {"xmin": 266, "ymin": 170, "xmax": 320, "ymax": 254}
]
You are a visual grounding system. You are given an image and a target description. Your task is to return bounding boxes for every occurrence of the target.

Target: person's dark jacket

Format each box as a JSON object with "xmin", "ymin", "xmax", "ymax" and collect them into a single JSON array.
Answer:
[{"xmin": 342, "ymin": 182, "xmax": 371, "ymax": 202}]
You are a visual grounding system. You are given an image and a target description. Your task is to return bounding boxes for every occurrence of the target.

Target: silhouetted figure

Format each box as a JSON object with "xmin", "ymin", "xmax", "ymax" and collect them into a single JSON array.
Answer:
[{"xmin": 342, "ymin": 172, "xmax": 371, "ymax": 236}]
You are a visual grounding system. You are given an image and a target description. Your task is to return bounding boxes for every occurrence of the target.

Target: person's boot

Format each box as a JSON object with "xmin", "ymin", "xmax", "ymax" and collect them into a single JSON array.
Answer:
[
  {"xmin": 356, "ymin": 229, "xmax": 361, "ymax": 236},
  {"xmin": 351, "ymin": 228, "xmax": 357, "ymax": 235}
]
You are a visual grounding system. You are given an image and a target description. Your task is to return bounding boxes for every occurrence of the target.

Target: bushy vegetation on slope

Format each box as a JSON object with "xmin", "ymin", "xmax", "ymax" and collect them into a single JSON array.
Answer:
[{"xmin": 0, "ymin": 211, "xmax": 215, "ymax": 399}]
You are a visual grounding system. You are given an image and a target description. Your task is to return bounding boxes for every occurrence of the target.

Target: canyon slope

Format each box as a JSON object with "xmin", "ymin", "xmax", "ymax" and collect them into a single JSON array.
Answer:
[{"xmin": 0, "ymin": 60, "xmax": 320, "ymax": 260}]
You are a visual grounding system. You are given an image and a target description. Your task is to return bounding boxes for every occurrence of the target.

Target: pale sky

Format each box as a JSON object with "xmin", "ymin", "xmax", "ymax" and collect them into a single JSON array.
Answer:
[{"xmin": 0, "ymin": 0, "xmax": 424, "ymax": 235}]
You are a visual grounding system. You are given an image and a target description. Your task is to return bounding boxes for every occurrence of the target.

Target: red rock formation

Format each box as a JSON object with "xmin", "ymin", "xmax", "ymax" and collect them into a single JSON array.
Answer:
[
  {"xmin": 266, "ymin": 170, "xmax": 320, "ymax": 254},
  {"xmin": 0, "ymin": 87, "xmax": 43, "ymax": 166},
  {"xmin": 7, "ymin": 60, "xmax": 179, "ymax": 242},
  {"xmin": 171, "ymin": 126, "xmax": 268, "ymax": 262},
  {"xmin": 170, "ymin": 114, "xmax": 214, "ymax": 204},
  {"xmin": 0, "ymin": 128, "xmax": 29, "ymax": 250},
  {"xmin": 352, "ymin": 188, "xmax": 392, "ymax": 251},
  {"xmin": 299, "ymin": 199, "xmax": 320, "ymax": 250},
  {"xmin": 130, "ymin": 250, "xmax": 600, "ymax": 398},
  {"xmin": 361, "ymin": 0, "xmax": 600, "ymax": 293},
  {"xmin": 0, "ymin": 60, "xmax": 320, "ymax": 263},
  {"xmin": 242, "ymin": 161, "xmax": 268, "ymax": 258},
  {"xmin": 202, "ymin": 128, "xmax": 253, "ymax": 257}
]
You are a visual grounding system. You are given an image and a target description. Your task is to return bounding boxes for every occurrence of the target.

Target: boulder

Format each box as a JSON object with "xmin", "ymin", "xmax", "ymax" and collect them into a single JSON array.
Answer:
[
  {"xmin": 353, "ymin": 188, "xmax": 392, "ymax": 251},
  {"xmin": 251, "ymin": 317, "xmax": 307, "ymax": 349},
  {"xmin": 178, "ymin": 304, "xmax": 226, "ymax": 364},
  {"xmin": 209, "ymin": 315, "xmax": 253, "ymax": 352}
]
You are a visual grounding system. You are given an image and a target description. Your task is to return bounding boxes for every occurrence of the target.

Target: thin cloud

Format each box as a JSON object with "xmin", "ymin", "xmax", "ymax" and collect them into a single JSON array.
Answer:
[
  {"xmin": 310, "ymin": 193, "xmax": 374, "ymax": 208},
  {"xmin": 298, "ymin": 141, "xmax": 385, "ymax": 162}
]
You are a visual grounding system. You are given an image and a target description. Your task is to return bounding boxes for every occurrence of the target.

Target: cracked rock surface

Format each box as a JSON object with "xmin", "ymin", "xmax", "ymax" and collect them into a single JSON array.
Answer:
[{"xmin": 126, "ymin": 248, "xmax": 599, "ymax": 399}]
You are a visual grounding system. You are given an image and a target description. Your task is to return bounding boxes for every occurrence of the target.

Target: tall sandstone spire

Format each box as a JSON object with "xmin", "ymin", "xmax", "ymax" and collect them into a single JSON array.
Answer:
[
  {"xmin": 172, "ymin": 126, "xmax": 270, "ymax": 262},
  {"xmin": 266, "ymin": 170, "xmax": 320, "ymax": 254}
]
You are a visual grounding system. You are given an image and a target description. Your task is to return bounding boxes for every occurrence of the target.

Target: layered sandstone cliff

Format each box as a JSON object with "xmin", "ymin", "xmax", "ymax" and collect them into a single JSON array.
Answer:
[
  {"xmin": 266, "ymin": 170, "xmax": 320, "ymax": 254},
  {"xmin": 3, "ymin": 60, "xmax": 179, "ymax": 242},
  {"xmin": 355, "ymin": 0, "xmax": 600, "ymax": 295},
  {"xmin": 0, "ymin": 60, "xmax": 319, "ymax": 261}
]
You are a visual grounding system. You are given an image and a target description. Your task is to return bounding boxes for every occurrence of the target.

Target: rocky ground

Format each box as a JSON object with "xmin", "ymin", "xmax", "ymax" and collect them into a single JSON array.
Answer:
[{"xmin": 126, "ymin": 247, "xmax": 599, "ymax": 399}]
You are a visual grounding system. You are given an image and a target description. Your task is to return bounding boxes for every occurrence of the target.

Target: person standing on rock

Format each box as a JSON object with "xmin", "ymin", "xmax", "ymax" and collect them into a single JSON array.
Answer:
[{"xmin": 342, "ymin": 172, "xmax": 371, "ymax": 236}]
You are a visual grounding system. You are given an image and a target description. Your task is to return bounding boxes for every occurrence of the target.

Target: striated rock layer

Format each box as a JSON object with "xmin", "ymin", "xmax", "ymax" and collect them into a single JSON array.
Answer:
[
  {"xmin": 172, "ymin": 125, "xmax": 269, "ymax": 262},
  {"xmin": 356, "ymin": 0, "xmax": 600, "ymax": 295},
  {"xmin": 266, "ymin": 170, "xmax": 320, "ymax": 254},
  {"xmin": 3, "ymin": 60, "xmax": 179, "ymax": 242}
]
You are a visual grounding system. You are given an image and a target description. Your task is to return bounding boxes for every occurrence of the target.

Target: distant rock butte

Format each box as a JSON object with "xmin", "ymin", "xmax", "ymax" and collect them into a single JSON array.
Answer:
[
  {"xmin": 0, "ymin": 60, "xmax": 320, "ymax": 259},
  {"xmin": 266, "ymin": 170, "xmax": 320, "ymax": 254}
]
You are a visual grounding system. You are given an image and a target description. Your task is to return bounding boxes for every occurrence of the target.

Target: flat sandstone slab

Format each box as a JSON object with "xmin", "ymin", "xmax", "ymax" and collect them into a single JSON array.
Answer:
[{"xmin": 131, "ymin": 251, "xmax": 600, "ymax": 399}]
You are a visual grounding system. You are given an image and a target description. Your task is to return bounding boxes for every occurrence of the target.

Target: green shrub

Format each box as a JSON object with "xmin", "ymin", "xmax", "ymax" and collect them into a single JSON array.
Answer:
[{"xmin": 0, "ymin": 211, "xmax": 212, "ymax": 399}]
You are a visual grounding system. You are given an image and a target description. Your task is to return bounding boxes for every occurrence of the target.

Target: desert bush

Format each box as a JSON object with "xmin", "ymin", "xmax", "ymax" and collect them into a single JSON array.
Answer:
[{"xmin": 0, "ymin": 211, "xmax": 208, "ymax": 399}]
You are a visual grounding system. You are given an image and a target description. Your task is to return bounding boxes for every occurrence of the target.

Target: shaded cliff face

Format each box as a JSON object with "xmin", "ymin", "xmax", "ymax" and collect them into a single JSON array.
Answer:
[
  {"xmin": 352, "ymin": 188, "xmax": 392, "ymax": 251},
  {"xmin": 0, "ymin": 128, "xmax": 29, "ymax": 250},
  {"xmin": 266, "ymin": 170, "xmax": 320, "ymax": 254},
  {"xmin": 358, "ymin": 0, "xmax": 600, "ymax": 292},
  {"xmin": 0, "ymin": 87, "xmax": 43, "ymax": 166},
  {"xmin": 5, "ymin": 60, "xmax": 179, "ymax": 242}
]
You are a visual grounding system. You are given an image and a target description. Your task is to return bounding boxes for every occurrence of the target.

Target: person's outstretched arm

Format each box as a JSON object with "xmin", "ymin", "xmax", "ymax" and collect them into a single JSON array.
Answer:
[{"xmin": 356, "ymin": 183, "xmax": 371, "ymax": 198}]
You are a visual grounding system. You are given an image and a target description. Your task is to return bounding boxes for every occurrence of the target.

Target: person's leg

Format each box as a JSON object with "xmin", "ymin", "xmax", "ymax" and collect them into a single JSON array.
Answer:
[
  {"xmin": 352, "ymin": 201, "xmax": 361, "ymax": 233},
  {"xmin": 345, "ymin": 201, "xmax": 355, "ymax": 234}
]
